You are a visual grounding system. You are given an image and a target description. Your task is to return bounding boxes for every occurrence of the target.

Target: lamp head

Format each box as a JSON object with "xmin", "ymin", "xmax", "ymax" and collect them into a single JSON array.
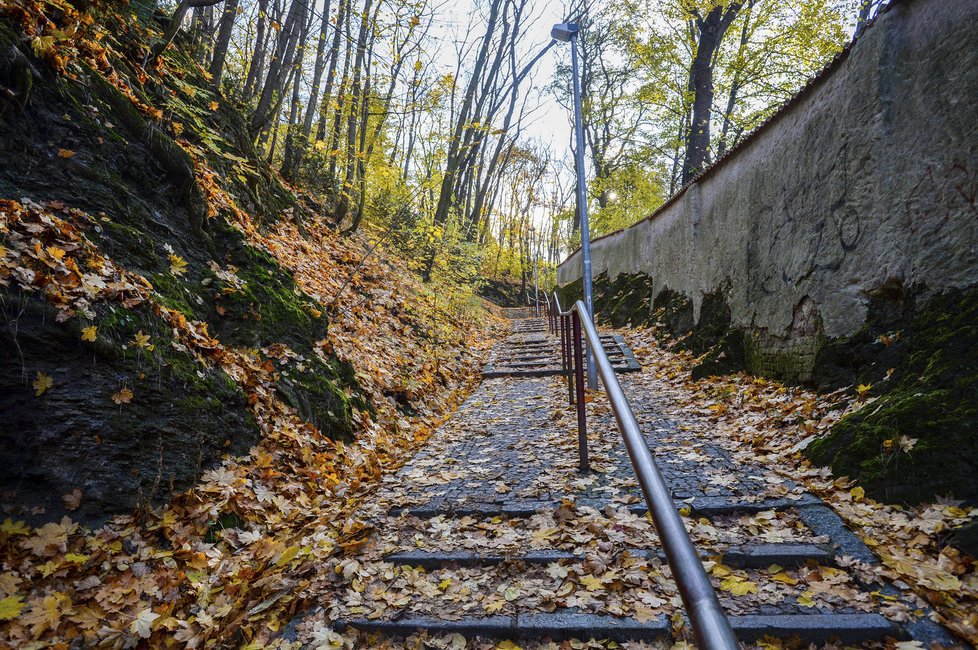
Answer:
[{"xmin": 550, "ymin": 22, "xmax": 580, "ymax": 42}]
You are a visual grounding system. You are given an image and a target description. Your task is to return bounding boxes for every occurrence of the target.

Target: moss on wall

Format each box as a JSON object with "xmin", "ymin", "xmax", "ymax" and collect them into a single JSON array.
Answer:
[
  {"xmin": 562, "ymin": 269, "xmax": 977, "ymax": 505},
  {"xmin": 807, "ymin": 287, "xmax": 978, "ymax": 505}
]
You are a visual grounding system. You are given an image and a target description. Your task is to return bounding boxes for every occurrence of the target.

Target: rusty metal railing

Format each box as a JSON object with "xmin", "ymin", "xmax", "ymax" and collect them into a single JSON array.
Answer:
[{"xmin": 547, "ymin": 292, "xmax": 737, "ymax": 650}]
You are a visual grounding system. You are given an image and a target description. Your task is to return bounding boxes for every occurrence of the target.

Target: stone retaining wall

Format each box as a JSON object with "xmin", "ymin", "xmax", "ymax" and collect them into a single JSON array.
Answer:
[{"xmin": 557, "ymin": 0, "xmax": 978, "ymax": 382}]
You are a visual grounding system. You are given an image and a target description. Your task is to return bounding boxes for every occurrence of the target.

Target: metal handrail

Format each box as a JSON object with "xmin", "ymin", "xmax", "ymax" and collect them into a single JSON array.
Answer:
[{"xmin": 550, "ymin": 292, "xmax": 737, "ymax": 650}]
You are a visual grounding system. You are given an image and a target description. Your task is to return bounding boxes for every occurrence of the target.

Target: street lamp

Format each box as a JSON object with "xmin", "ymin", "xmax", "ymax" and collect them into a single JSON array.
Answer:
[
  {"xmin": 551, "ymin": 21, "xmax": 596, "ymax": 388},
  {"xmin": 529, "ymin": 225, "xmax": 540, "ymax": 317}
]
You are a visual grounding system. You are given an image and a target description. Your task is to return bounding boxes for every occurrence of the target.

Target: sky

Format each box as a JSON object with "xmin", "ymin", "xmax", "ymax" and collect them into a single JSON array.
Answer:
[
  {"xmin": 427, "ymin": 0, "xmax": 575, "ymax": 166},
  {"xmin": 423, "ymin": 0, "xmax": 579, "ymax": 243}
]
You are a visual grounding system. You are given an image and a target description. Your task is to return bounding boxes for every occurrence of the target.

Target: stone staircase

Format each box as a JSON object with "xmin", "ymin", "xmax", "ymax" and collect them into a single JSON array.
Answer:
[
  {"xmin": 483, "ymin": 317, "xmax": 640, "ymax": 379},
  {"xmin": 319, "ymin": 318, "xmax": 958, "ymax": 647}
]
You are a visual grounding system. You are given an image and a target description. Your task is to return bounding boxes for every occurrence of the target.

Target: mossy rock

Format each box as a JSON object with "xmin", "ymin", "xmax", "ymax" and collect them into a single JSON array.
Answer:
[
  {"xmin": 0, "ymin": 291, "xmax": 259, "ymax": 527},
  {"xmin": 808, "ymin": 287, "xmax": 978, "ymax": 505}
]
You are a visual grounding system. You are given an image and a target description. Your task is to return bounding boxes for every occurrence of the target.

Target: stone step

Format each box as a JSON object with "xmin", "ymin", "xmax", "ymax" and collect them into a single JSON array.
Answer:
[
  {"xmin": 391, "ymin": 494, "xmax": 822, "ymax": 519},
  {"xmin": 342, "ymin": 612, "xmax": 897, "ymax": 643},
  {"xmin": 383, "ymin": 543, "xmax": 834, "ymax": 570}
]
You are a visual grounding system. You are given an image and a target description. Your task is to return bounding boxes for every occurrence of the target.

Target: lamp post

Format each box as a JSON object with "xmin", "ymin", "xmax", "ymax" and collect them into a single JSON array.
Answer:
[
  {"xmin": 530, "ymin": 226, "xmax": 541, "ymax": 317},
  {"xmin": 551, "ymin": 21, "xmax": 596, "ymax": 388}
]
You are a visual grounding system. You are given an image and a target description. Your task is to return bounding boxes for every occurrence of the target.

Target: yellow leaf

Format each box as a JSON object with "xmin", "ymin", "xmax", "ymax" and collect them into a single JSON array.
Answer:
[
  {"xmin": 579, "ymin": 574, "xmax": 604, "ymax": 591},
  {"xmin": 133, "ymin": 331, "xmax": 152, "ymax": 349},
  {"xmin": 47, "ymin": 246, "xmax": 66, "ymax": 260},
  {"xmin": 209, "ymin": 101, "xmax": 220, "ymax": 110},
  {"xmin": 169, "ymin": 254, "xmax": 188, "ymax": 276},
  {"xmin": 496, "ymin": 642, "xmax": 521, "ymax": 650},
  {"xmin": 484, "ymin": 597, "xmax": 505, "ymax": 614},
  {"xmin": 797, "ymin": 591, "xmax": 816, "ymax": 607},
  {"xmin": 81, "ymin": 326, "xmax": 97, "ymax": 342},
  {"xmin": 130, "ymin": 608, "xmax": 160, "ymax": 639},
  {"xmin": 33, "ymin": 372, "xmax": 54, "ymax": 396},
  {"xmin": 0, "ymin": 595, "xmax": 24, "ymax": 621},
  {"xmin": 275, "ymin": 545, "xmax": 301, "ymax": 567},
  {"xmin": 112, "ymin": 387, "xmax": 133, "ymax": 404},
  {"xmin": 720, "ymin": 576, "xmax": 757, "ymax": 596},
  {"xmin": 31, "ymin": 35, "xmax": 55, "ymax": 57},
  {"xmin": 65, "ymin": 553, "xmax": 89, "ymax": 564},
  {"xmin": 771, "ymin": 572, "xmax": 799, "ymax": 585},
  {"xmin": 850, "ymin": 486, "xmax": 865, "ymax": 502},
  {"xmin": 856, "ymin": 383, "xmax": 872, "ymax": 399},
  {"xmin": 0, "ymin": 519, "xmax": 29, "ymax": 536},
  {"xmin": 57, "ymin": 148, "xmax": 75, "ymax": 159}
]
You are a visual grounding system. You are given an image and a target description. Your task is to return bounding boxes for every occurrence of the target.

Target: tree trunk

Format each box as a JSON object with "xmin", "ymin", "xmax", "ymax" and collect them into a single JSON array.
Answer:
[
  {"xmin": 327, "ymin": 5, "xmax": 355, "ymax": 189},
  {"xmin": 315, "ymin": 0, "xmax": 348, "ymax": 142},
  {"xmin": 208, "ymin": 0, "xmax": 239, "ymax": 89},
  {"xmin": 243, "ymin": 0, "xmax": 270, "ymax": 98},
  {"xmin": 680, "ymin": 3, "xmax": 742, "ymax": 185},
  {"xmin": 335, "ymin": 0, "xmax": 372, "ymax": 225},
  {"xmin": 281, "ymin": 6, "xmax": 314, "ymax": 178},
  {"xmin": 250, "ymin": 0, "xmax": 308, "ymax": 135}
]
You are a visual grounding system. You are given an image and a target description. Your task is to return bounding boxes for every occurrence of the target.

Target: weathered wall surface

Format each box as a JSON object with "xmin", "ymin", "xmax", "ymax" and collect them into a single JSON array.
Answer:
[{"xmin": 558, "ymin": 0, "xmax": 978, "ymax": 381}]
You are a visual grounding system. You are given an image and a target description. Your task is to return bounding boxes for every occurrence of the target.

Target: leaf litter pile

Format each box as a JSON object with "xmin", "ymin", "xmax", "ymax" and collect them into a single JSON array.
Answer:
[
  {"xmin": 0, "ymin": 193, "xmax": 497, "ymax": 648},
  {"xmin": 284, "ymin": 326, "xmax": 976, "ymax": 649}
]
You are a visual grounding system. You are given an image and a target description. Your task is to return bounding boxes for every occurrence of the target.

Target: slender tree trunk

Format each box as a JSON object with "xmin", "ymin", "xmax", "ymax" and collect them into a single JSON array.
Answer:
[
  {"xmin": 250, "ymin": 0, "xmax": 308, "ymax": 135},
  {"xmin": 315, "ymin": 0, "xmax": 348, "ymax": 142},
  {"xmin": 336, "ymin": 0, "xmax": 374, "ymax": 225},
  {"xmin": 327, "ymin": 4, "xmax": 355, "ymax": 189},
  {"xmin": 208, "ymin": 0, "xmax": 239, "ymax": 89},
  {"xmin": 281, "ymin": 6, "xmax": 314, "ymax": 178},
  {"xmin": 243, "ymin": 0, "xmax": 270, "ymax": 98}
]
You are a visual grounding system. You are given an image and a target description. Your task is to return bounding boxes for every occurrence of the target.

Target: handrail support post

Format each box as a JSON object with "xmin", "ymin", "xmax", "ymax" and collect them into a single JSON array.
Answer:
[{"xmin": 571, "ymin": 311, "xmax": 588, "ymax": 472}]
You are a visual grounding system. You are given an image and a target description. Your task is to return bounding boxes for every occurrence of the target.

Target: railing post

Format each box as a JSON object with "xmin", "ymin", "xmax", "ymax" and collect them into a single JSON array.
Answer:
[
  {"xmin": 571, "ymin": 310, "xmax": 589, "ymax": 472},
  {"xmin": 563, "ymin": 314, "xmax": 574, "ymax": 406}
]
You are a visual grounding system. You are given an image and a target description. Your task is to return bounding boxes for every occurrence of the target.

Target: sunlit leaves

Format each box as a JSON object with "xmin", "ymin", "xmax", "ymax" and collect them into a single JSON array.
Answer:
[{"xmin": 81, "ymin": 325, "xmax": 97, "ymax": 341}]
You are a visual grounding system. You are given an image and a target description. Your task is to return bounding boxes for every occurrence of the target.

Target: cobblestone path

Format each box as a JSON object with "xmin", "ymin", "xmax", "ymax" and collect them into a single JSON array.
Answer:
[{"xmin": 294, "ymin": 318, "xmax": 959, "ymax": 648}]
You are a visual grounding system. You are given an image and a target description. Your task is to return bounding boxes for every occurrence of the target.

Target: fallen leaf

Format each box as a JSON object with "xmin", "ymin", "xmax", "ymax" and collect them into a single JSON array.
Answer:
[
  {"xmin": 62, "ymin": 489, "xmax": 82, "ymax": 511},
  {"xmin": 112, "ymin": 387, "xmax": 133, "ymax": 404},
  {"xmin": 169, "ymin": 253, "xmax": 188, "ymax": 276},
  {"xmin": 130, "ymin": 608, "xmax": 159, "ymax": 639},
  {"xmin": 0, "ymin": 595, "xmax": 24, "ymax": 621},
  {"xmin": 33, "ymin": 371, "xmax": 54, "ymax": 396}
]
